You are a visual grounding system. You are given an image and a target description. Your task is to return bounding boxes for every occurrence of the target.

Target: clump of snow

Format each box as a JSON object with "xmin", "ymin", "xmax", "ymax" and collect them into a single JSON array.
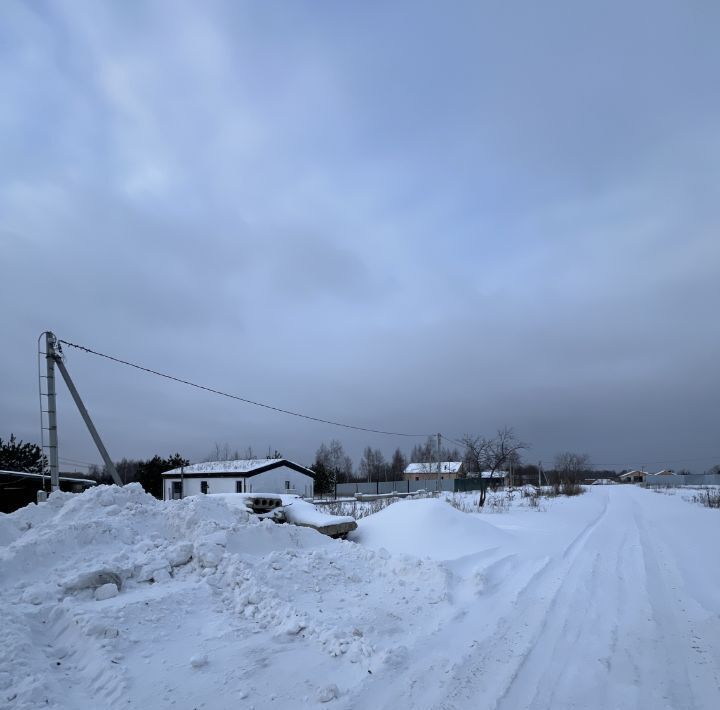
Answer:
[
  {"xmin": 190, "ymin": 654, "xmax": 208, "ymax": 669},
  {"xmin": 94, "ymin": 583, "xmax": 118, "ymax": 601},
  {"xmin": 317, "ymin": 683, "xmax": 339, "ymax": 702},
  {"xmin": 282, "ymin": 499, "xmax": 356, "ymax": 527}
]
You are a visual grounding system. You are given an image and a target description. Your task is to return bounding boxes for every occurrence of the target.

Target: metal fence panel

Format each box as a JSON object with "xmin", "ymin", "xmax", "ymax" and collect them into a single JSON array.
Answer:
[
  {"xmin": 644, "ymin": 473, "xmax": 720, "ymax": 487},
  {"xmin": 335, "ymin": 478, "xmax": 455, "ymax": 497}
]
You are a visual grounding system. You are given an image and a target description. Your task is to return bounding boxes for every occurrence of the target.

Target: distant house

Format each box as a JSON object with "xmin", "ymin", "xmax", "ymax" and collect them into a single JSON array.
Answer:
[
  {"xmin": 619, "ymin": 470, "xmax": 645, "ymax": 483},
  {"xmin": 479, "ymin": 470, "xmax": 508, "ymax": 480},
  {"xmin": 161, "ymin": 459, "xmax": 315, "ymax": 500},
  {"xmin": 479, "ymin": 470, "xmax": 509, "ymax": 487},
  {"xmin": 403, "ymin": 461, "xmax": 464, "ymax": 481}
]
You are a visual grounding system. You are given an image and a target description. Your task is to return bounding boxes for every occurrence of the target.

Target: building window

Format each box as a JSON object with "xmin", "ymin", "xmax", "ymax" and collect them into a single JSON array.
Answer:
[
  {"xmin": 284, "ymin": 481, "xmax": 291, "ymax": 490},
  {"xmin": 200, "ymin": 481, "xmax": 208, "ymax": 494},
  {"xmin": 235, "ymin": 480, "xmax": 243, "ymax": 493}
]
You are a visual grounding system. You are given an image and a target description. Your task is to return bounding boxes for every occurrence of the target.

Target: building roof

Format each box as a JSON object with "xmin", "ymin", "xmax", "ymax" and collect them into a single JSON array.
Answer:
[
  {"xmin": 480, "ymin": 470, "xmax": 507, "ymax": 479},
  {"xmin": 619, "ymin": 470, "xmax": 644, "ymax": 479},
  {"xmin": 0, "ymin": 470, "xmax": 97, "ymax": 486},
  {"xmin": 161, "ymin": 459, "xmax": 315, "ymax": 479},
  {"xmin": 405, "ymin": 462, "xmax": 463, "ymax": 474}
]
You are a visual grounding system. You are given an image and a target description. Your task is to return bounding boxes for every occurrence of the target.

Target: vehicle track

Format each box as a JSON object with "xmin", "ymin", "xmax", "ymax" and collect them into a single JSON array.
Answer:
[{"xmin": 344, "ymin": 488, "xmax": 720, "ymax": 710}]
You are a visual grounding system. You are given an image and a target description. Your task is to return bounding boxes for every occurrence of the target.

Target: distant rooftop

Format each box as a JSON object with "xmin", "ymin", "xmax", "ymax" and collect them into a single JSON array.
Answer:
[
  {"xmin": 161, "ymin": 458, "xmax": 315, "ymax": 478},
  {"xmin": 164, "ymin": 459, "xmax": 282, "ymax": 475},
  {"xmin": 405, "ymin": 462, "xmax": 463, "ymax": 474}
]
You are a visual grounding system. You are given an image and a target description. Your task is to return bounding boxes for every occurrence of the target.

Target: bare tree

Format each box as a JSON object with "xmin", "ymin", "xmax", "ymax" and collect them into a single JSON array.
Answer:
[
  {"xmin": 553, "ymin": 452, "xmax": 590, "ymax": 482},
  {"xmin": 462, "ymin": 427, "xmax": 528, "ymax": 478},
  {"xmin": 552, "ymin": 452, "xmax": 590, "ymax": 495},
  {"xmin": 409, "ymin": 436, "xmax": 460, "ymax": 472},
  {"xmin": 206, "ymin": 442, "xmax": 241, "ymax": 462},
  {"xmin": 315, "ymin": 440, "xmax": 353, "ymax": 483},
  {"xmin": 359, "ymin": 447, "xmax": 388, "ymax": 482}
]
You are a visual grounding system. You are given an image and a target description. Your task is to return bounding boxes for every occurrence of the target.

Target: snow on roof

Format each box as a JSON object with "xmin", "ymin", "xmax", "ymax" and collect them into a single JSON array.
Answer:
[
  {"xmin": 480, "ymin": 470, "xmax": 507, "ymax": 479},
  {"xmin": 163, "ymin": 459, "xmax": 284, "ymax": 476},
  {"xmin": 404, "ymin": 462, "xmax": 462, "ymax": 474},
  {"xmin": 619, "ymin": 470, "xmax": 645, "ymax": 478}
]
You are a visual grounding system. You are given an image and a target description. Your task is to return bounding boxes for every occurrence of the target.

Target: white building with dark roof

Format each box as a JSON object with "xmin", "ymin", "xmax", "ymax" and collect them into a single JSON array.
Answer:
[{"xmin": 161, "ymin": 459, "xmax": 315, "ymax": 500}]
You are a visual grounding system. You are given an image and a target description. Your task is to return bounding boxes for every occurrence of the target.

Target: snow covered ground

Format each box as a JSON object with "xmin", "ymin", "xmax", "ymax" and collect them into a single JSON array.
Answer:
[{"xmin": 1, "ymin": 484, "xmax": 719, "ymax": 709}]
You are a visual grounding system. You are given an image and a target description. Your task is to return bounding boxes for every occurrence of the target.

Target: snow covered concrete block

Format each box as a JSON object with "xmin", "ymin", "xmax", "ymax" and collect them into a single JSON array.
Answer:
[{"xmin": 95, "ymin": 583, "xmax": 119, "ymax": 601}]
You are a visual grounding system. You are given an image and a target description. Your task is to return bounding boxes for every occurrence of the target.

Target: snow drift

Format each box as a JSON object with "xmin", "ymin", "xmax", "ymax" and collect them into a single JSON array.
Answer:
[{"xmin": 349, "ymin": 498, "xmax": 512, "ymax": 560}]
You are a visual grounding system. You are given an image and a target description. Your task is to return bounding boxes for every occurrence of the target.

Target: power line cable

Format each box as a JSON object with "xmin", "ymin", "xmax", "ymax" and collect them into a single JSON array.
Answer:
[
  {"xmin": 58, "ymin": 339, "xmax": 433, "ymax": 439},
  {"xmin": 55, "ymin": 339, "xmax": 720, "ymax": 467},
  {"xmin": 440, "ymin": 434, "xmax": 466, "ymax": 449}
]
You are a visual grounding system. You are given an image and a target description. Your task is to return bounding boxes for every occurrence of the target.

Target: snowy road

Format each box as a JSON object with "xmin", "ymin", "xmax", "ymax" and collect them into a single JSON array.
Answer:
[
  {"xmin": 343, "ymin": 487, "xmax": 720, "ymax": 710},
  {"xmin": 2, "ymin": 485, "xmax": 719, "ymax": 710}
]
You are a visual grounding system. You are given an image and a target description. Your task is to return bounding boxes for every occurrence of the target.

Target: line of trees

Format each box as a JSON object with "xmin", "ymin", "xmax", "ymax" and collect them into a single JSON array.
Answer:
[{"xmin": 89, "ymin": 454, "xmax": 188, "ymax": 499}]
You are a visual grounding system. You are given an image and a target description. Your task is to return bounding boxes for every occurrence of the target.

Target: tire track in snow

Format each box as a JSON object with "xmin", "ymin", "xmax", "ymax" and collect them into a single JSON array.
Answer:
[
  {"xmin": 27, "ymin": 603, "xmax": 127, "ymax": 710},
  {"xmin": 632, "ymin": 499, "xmax": 720, "ymax": 710},
  {"xmin": 344, "ymin": 491, "xmax": 612, "ymax": 710}
]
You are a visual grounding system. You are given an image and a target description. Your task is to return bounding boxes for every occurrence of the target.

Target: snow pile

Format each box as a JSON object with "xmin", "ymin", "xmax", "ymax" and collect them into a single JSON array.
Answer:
[
  {"xmin": 349, "ymin": 498, "xmax": 512, "ymax": 560},
  {"xmin": 0, "ymin": 484, "xmax": 449, "ymax": 709}
]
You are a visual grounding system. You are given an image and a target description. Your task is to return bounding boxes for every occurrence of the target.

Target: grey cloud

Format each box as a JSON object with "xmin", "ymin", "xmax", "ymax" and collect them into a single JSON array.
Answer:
[{"xmin": 1, "ymin": 0, "xmax": 719, "ymax": 474}]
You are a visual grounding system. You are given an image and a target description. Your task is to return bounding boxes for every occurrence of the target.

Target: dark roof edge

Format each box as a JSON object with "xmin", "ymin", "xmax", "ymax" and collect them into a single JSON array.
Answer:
[{"xmin": 161, "ymin": 459, "xmax": 315, "ymax": 479}]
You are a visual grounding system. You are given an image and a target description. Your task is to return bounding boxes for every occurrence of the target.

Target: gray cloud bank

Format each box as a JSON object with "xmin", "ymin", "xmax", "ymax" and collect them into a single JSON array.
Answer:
[{"xmin": 1, "ymin": 1, "xmax": 719, "ymax": 472}]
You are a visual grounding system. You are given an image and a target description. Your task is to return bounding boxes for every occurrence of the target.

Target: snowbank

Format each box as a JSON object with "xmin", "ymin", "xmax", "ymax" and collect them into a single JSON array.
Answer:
[
  {"xmin": 4, "ymin": 484, "xmax": 718, "ymax": 710},
  {"xmin": 349, "ymin": 498, "xmax": 512, "ymax": 560},
  {"xmin": 0, "ymin": 484, "xmax": 448, "ymax": 709}
]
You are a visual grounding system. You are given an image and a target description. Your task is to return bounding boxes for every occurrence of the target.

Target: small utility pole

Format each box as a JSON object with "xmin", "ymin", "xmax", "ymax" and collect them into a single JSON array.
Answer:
[
  {"xmin": 437, "ymin": 432, "xmax": 442, "ymax": 492},
  {"xmin": 45, "ymin": 332, "xmax": 60, "ymax": 492}
]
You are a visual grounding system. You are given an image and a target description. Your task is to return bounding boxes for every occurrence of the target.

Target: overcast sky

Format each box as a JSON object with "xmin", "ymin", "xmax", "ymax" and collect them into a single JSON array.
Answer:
[{"xmin": 2, "ymin": 1, "xmax": 719, "ymax": 473}]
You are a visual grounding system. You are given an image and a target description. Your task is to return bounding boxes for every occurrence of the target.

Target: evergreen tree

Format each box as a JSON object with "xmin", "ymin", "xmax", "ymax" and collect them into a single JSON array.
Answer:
[
  {"xmin": 137, "ymin": 453, "xmax": 188, "ymax": 499},
  {"xmin": 0, "ymin": 434, "xmax": 47, "ymax": 473},
  {"xmin": 389, "ymin": 448, "xmax": 407, "ymax": 479},
  {"xmin": 310, "ymin": 459, "xmax": 334, "ymax": 496}
]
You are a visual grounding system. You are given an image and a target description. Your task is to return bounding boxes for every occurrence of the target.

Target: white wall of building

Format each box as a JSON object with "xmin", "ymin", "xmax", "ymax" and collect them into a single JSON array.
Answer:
[
  {"xmin": 163, "ymin": 465, "xmax": 314, "ymax": 500},
  {"xmin": 244, "ymin": 466, "xmax": 313, "ymax": 497}
]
